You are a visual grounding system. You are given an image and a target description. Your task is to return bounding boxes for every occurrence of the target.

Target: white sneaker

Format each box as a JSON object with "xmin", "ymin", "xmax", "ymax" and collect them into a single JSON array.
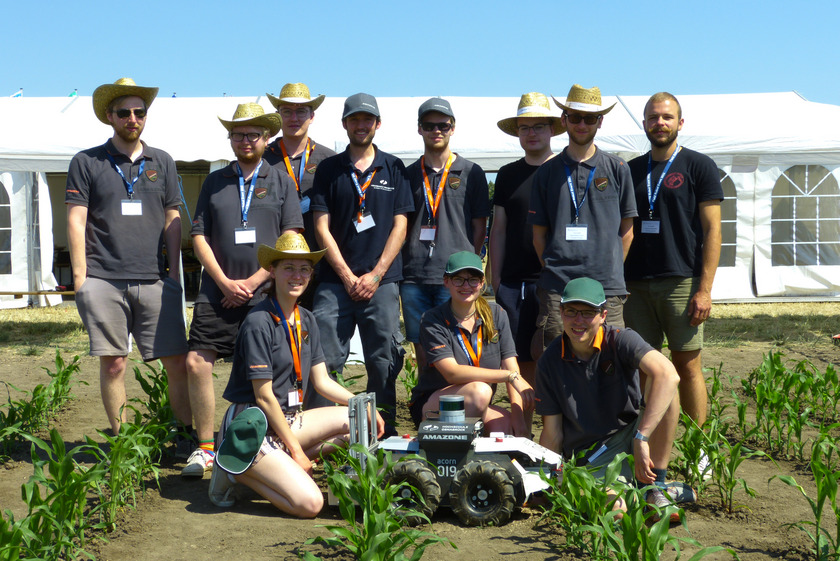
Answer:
[
  {"xmin": 181, "ymin": 448, "xmax": 214, "ymax": 477},
  {"xmin": 208, "ymin": 462, "xmax": 236, "ymax": 508},
  {"xmin": 697, "ymin": 452, "xmax": 712, "ymax": 481}
]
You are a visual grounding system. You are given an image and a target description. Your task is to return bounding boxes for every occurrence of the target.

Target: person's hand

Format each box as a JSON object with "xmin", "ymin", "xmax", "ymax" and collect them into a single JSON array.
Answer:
[
  {"xmin": 511, "ymin": 375, "xmax": 535, "ymax": 412},
  {"xmin": 220, "ymin": 279, "xmax": 253, "ymax": 308},
  {"xmin": 633, "ymin": 439, "xmax": 655, "ymax": 484},
  {"xmin": 688, "ymin": 289, "xmax": 712, "ymax": 327},
  {"xmin": 291, "ymin": 447, "xmax": 314, "ymax": 476},
  {"xmin": 351, "ymin": 272, "xmax": 380, "ymax": 301},
  {"xmin": 374, "ymin": 411, "xmax": 386, "ymax": 439},
  {"xmin": 340, "ymin": 273, "xmax": 360, "ymax": 299}
]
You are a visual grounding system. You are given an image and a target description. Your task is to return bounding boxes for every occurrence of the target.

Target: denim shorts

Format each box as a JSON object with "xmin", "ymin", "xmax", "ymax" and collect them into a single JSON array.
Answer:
[{"xmin": 399, "ymin": 283, "xmax": 450, "ymax": 343}]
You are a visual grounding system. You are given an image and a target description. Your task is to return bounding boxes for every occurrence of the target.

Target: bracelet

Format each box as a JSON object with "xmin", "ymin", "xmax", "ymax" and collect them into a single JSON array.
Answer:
[
  {"xmin": 633, "ymin": 430, "xmax": 649, "ymax": 442},
  {"xmin": 507, "ymin": 371, "xmax": 520, "ymax": 384}
]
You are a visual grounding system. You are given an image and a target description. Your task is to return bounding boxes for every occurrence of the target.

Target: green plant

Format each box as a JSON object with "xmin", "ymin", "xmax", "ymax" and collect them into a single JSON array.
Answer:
[
  {"xmin": 399, "ymin": 356, "xmax": 419, "ymax": 397},
  {"xmin": 300, "ymin": 444, "xmax": 455, "ymax": 561},
  {"xmin": 129, "ymin": 360, "xmax": 173, "ymax": 435},
  {"xmin": 335, "ymin": 369, "xmax": 365, "ymax": 391}
]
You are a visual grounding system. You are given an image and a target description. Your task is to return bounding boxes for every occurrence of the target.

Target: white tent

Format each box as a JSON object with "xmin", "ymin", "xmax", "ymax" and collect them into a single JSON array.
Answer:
[{"xmin": 1, "ymin": 91, "xmax": 839, "ymax": 303}]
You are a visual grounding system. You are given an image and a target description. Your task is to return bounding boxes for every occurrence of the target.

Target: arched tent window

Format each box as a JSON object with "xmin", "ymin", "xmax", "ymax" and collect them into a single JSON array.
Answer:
[
  {"xmin": 771, "ymin": 165, "xmax": 840, "ymax": 266},
  {"xmin": 0, "ymin": 180, "xmax": 11, "ymax": 274},
  {"xmin": 718, "ymin": 169, "xmax": 737, "ymax": 267}
]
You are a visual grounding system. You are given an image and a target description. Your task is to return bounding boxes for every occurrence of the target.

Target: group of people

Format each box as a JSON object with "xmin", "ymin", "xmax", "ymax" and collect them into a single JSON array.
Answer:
[{"xmin": 65, "ymin": 77, "xmax": 721, "ymax": 520}]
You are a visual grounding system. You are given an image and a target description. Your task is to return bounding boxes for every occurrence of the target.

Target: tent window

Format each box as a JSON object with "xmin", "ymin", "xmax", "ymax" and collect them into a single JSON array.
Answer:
[
  {"xmin": 0, "ymin": 180, "xmax": 10, "ymax": 275},
  {"xmin": 771, "ymin": 165, "xmax": 840, "ymax": 266},
  {"xmin": 718, "ymin": 170, "xmax": 737, "ymax": 267}
]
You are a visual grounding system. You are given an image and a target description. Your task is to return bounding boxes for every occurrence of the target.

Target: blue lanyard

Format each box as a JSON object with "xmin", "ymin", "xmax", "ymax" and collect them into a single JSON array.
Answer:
[
  {"xmin": 646, "ymin": 145, "xmax": 681, "ymax": 219},
  {"xmin": 236, "ymin": 160, "xmax": 262, "ymax": 226},
  {"xmin": 350, "ymin": 168, "xmax": 376, "ymax": 217},
  {"xmin": 106, "ymin": 154, "xmax": 145, "ymax": 199},
  {"xmin": 454, "ymin": 325, "xmax": 481, "ymax": 367},
  {"xmin": 563, "ymin": 163, "xmax": 596, "ymax": 224}
]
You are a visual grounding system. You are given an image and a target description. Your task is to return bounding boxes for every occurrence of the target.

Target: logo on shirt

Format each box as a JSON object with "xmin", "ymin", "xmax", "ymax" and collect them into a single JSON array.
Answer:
[
  {"xmin": 449, "ymin": 176, "xmax": 461, "ymax": 190},
  {"xmin": 373, "ymin": 179, "xmax": 393, "ymax": 192},
  {"xmin": 145, "ymin": 170, "xmax": 158, "ymax": 182},
  {"xmin": 664, "ymin": 172, "xmax": 685, "ymax": 189},
  {"xmin": 302, "ymin": 331, "xmax": 310, "ymax": 344},
  {"xmin": 255, "ymin": 187, "xmax": 268, "ymax": 199},
  {"xmin": 594, "ymin": 177, "xmax": 608, "ymax": 191},
  {"xmin": 305, "ymin": 163, "xmax": 318, "ymax": 174}
]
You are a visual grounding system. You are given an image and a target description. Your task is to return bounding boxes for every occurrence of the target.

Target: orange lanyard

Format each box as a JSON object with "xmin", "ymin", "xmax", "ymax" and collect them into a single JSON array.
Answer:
[
  {"xmin": 271, "ymin": 298, "xmax": 303, "ymax": 400},
  {"xmin": 279, "ymin": 139, "xmax": 312, "ymax": 194},
  {"xmin": 421, "ymin": 153, "xmax": 455, "ymax": 224},
  {"xmin": 457, "ymin": 327, "xmax": 482, "ymax": 367},
  {"xmin": 352, "ymin": 169, "xmax": 378, "ymax": 223}
]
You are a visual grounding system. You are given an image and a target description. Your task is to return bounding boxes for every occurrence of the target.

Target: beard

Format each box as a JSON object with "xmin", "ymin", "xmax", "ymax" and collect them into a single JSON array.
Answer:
[
  {"xmin": 646, "ymin": 127, "xmax": 679, "ymax": 148},
  {"xmin": 567, "ymin": 128, "xmax": 597, "ymax": 148},
  {"xmin": 114, "ymin": 126, "xmax": 142, "ymax": 143}
]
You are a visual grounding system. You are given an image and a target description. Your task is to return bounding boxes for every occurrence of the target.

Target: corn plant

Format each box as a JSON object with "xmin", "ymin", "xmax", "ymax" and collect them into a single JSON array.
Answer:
[
  {"xmin": 399, "ymin": 356, "xmax": 419, "ymax": 397},
  {"xmin": 300, "ymin": 444, "xmax": 456, "ymax": 561},
  {"xmin": 129, "ymin": 360, "xmax": 173, "ymax": 437}
]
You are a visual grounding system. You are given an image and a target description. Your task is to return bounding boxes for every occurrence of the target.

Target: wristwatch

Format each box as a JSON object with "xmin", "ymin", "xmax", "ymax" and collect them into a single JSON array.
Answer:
[
  {"xmin": 634, "ymin": 430, "xmax": 649, "ymax": 442},
  {"xmin": 507, "ymin": 371, "xmax": 520, "ymax": 384}
]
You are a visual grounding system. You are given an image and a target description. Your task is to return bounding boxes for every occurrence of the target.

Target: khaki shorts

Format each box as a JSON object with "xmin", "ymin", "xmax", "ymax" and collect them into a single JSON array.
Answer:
[
  {"xmin": 536, "ymin": 287, "xmax": 626, "ymax": 347},
  {"xmin": 75, "ymin": 277, "xmax": 188, "ymax": 360},
  {"xmin": 625, "ymin": 277, "xmax": 703, "ymax": 352}
]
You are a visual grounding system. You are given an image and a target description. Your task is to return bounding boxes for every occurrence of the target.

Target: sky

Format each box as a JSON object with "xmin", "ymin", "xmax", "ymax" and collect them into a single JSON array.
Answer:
[{"xmin": 4, "ymin": 0, "xmax": 839, "ymax": 106}]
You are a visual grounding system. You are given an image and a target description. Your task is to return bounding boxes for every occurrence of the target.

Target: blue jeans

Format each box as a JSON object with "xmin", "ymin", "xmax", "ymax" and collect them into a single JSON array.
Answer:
[
  {"xmin": 313, "ymin": 282, "xmax": 404, "ymax": 435},
  {"xmin": 399, "ymin": 283, "xmax": 450, "ymax": 343}
]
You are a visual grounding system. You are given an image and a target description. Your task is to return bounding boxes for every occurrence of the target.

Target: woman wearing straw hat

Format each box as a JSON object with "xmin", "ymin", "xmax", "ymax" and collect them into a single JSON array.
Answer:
[
  {"xmin": 408, "ymin": 251, "xmax": 535, "ymax": 436},
  {"xmin": 208, "ymin": 232, "xmax": 383, "ymax": 516}
]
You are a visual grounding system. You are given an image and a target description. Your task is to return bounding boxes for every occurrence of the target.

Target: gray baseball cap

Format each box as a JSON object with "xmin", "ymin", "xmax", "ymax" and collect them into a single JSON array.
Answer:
[
  {"xmin": 342, "ymin": 93, "xmax": 380, "ymax": 119},
  {"xmin": 418, "ymin": 97, "xmax": 454, "ymax": 120}
]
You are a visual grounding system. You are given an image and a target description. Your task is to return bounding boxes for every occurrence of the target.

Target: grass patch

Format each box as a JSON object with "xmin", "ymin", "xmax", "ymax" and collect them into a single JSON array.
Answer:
[{"xmin": 705, "ymin": 302, "xmax": 840, "ymax": 347}]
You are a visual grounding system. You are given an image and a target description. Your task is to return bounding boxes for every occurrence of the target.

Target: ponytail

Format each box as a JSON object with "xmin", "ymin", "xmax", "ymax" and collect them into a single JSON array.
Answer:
[{"xmin": 475, "ymin": 296, "xmax": 496, "ymax": 342}]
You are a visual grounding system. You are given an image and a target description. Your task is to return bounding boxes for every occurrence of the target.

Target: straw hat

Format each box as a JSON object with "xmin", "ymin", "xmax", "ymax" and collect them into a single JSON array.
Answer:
[
  {"xmin": 257, "ymin": 233, "xmax": 326, "ymax": 271},
  {"xmin": 497, "ymin": 92, "xmax": 566, "ymax": 137},
  {"xmin": 92, "ymin": 77, "xmax": 158, "ymax": 125},
  {"xmin": 553, "ymin": 84, "xmax": 616, "ymax": 115},
  {"xmin": 266, "ymin": 83, "xmax": 325, "ymax": 111},
  {"xmin": 218, "ymin": 103, "xmax": 282, "ymax": 137}
]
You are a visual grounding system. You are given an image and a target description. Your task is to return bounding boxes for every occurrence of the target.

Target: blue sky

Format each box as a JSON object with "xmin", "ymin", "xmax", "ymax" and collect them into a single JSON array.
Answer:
[{"xmin": 5, "ymin": 0, "xmax": 839, "ymax": 105}]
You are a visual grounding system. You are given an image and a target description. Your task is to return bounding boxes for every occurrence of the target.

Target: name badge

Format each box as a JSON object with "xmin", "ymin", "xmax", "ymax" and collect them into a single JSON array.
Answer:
[
  {"xmin": 287, "ymin": 390, "xmax": 302, "ymax": 407},
  {"xmin": 121, "ymin": 199, "xmax": 142, "ymax": 216},
  {"xmin": 565, "ymin": 223, "xmax": 588, "ymax": 241},
  {"xmin": 299, "ymin": 195, "xmax": 311, "ymax": 214},
  {"xmin": 641, "ymin": 220, "xmax": 661, "ymax": 234},
  {"xmin": 234, "ymin": 227, "xmax": 257, "ymax": 245},
  {"xmin": 355, "ymin": 213, "xmax": 375, "ymax": 233},
  {"xmin": 419, "ymin": 226, "xmax": 436, "ymax": 241}
]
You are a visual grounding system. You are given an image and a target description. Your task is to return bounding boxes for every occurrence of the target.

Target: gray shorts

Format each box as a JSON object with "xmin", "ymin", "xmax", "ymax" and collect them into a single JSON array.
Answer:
[
  {"xmin": 75, "ymin": 277, "xmax": 188, "ymax": 360},
  {"xmin": 586, "ymin": 416, "xmax": 641, "ymax": 486}
]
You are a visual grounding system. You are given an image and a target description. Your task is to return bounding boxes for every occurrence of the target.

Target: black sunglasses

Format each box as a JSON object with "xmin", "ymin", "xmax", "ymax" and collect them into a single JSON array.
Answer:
[
  {"xmin": 420, "ymin": 122, "xmax": 453, "ymax": 132},
  {"xmin": 114, "ymin": 108, "xmax": 147, "ymax": 119},
  {"xmin": 564, "ymin": 112, "xmax": 600, "ymax": 125}
]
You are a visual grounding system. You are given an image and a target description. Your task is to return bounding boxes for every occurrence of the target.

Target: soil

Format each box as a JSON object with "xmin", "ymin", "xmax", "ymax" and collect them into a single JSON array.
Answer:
[{"xmin": 2, "ymin": 333, "xmax": 840, "ymax": 560}]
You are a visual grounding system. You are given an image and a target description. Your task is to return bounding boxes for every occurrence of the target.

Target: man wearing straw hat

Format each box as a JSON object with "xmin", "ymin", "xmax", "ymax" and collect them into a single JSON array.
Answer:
[
  {"xmin": 401, "ymin": 97, "xmax": 490, "ymax": 370},
  {"xmin": 528, "ymin": 84, "xmax": 637, "ymax": 353},
  {"xmin": 489, "ymin": 92, "xmax": 564, "ymax": 431},
  {"xmin": 310, "ymin": 93, "xmax": 414, "ymax": 436},
  {"xmin": 264, "ymin": 83, "xmax": 336, "ymax": 253},
  {"xmin": 182, "ymin": 103, "xmax": 304, "ymax": 477},
  {"xmin": 65, "ymin": 78, "xmax": 191, "ymax": 437}
]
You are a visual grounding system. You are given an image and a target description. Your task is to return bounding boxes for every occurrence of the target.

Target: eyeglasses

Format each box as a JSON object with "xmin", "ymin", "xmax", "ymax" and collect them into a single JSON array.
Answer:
[
  {"xmin": 564, "ymin": 112, "xmax": 601, "ymax": 125},
  {"xmin": 562, "ymin": 306, "xmax": 600, "ymax": 319},
  {"xmin": 420, "ymin": 122, "xmax": 453, "ymax": 133},
  {"xmin": 517, "ymin": 123, "xmax": 551, "ymax": 135},
  {"xmin": 279, "ymin": 107, "xmax": 311, "ymax": 120},
  {"xmin": 449, "ymin": 276, "xmax": 482, "ymax": 288},
  {"xmin": 280, "ymin": 264, "xmax": 313, "ymax": 277},
  {"xmin": 114, "ymin": 108, "xmax": 146, "ymax": 119},
  {"xmin": 230, "ymin": 132, "xmax": 263, "ymax": 142}
]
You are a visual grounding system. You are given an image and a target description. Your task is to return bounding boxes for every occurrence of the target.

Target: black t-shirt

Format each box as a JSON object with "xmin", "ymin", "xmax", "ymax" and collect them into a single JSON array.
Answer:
[
  {"xmin": 625, "ymin": 147, "xmax": 724, "ymax": 280},
  {"xmin": 309, "ymin": 146, "xmax": 414, "ymax": 284},
  {"xmin": 493, "ymin": 158, "xmax": 543, "ymax": 283}
]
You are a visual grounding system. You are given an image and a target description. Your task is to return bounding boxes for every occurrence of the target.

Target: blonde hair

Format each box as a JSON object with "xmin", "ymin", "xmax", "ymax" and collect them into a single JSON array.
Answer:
[{"xmin": 474, "ymin": 295, "xmax": 496, "ymax": 342}]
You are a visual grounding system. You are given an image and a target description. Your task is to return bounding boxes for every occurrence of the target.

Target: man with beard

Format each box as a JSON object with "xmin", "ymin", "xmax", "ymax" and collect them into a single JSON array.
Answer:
[
  {"xmin": 66, "ymin": 78, "xmax": 191, "ymax": 437},
  {"xmin": 310, "ymin": 93, "xmax": 414, "ymax": 436},
  {"xmin": 181, "ymin": 104, "xmax": 303, "ymax": 477},
  {"xmin": 528, "ymin": 85, "xmax": 636, "ymax": 353},
  {"xmin": 624, "ymin": 92, "xmax": 722, "ymax": 476},
  {"xmin": 401, "ymin": 97, "xmax": 489, "ymax": 370},
  {"xmin": 263, "ymin": 83, "xmax": 336, "ymax": 254}
]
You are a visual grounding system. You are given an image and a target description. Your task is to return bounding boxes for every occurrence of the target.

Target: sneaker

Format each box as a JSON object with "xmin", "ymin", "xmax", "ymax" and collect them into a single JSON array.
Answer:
[
  {"xmin": 173, "ymin": 430, "xmax": 197, "ymax": 459},
  {"xmin": 181, "ymin": 448, "xmax": 214, "ymax": 477},
  {"xmin": 664, "ymin": 481, "xmax": 697, "ymax": 504},
  {"xmin": 697, "ymin": 452, "xmax": 712, "ymax": 481},
  {"xmin": 646, "ymin": 487, "xmax": 681, "ymax": 523},
  {"xmin": 208, "ymin": 462, "xmax": 236, "ymax": 508}
]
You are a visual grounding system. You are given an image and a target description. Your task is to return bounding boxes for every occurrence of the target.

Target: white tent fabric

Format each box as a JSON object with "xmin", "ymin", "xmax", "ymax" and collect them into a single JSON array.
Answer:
[{"xmin": 0, "ymin": 91, "xmax": 839, "ymax": 300}]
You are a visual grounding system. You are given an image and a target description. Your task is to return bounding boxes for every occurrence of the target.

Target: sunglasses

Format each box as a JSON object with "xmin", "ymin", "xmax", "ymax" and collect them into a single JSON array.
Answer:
[
  {"xmin": 230, "ymin": 132, "xmax": 263, "ymax": 142},
  {"xmin": 114, "ymin": 108, "xmax": 146, "ymax": 119},
  {"xmin": 420, "ymin": 122, "xmax": 453, "ymax": 132},
  {"xmin": 564, "ymin": 113, "xmax": 601, "ymax": 125}
]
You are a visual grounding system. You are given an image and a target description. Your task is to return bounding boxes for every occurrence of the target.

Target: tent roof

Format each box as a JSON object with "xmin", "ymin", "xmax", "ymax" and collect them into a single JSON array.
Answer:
[{"xmin": 3, "ymin": 92, "xmax": 840, "ymax": 173}]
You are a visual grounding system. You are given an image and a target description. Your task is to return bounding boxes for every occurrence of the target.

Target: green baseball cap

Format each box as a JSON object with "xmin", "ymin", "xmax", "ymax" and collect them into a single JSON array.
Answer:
[
  {"xmin": 216, "ymin": 407, "xmax": 267, "ymax": 475},
  {"xmin": 561, "ymin": 277, "xmax": 606, "ymax": 308},
  {"xmin": 444, "ymin": 251, "xmax": 483, "ymax": 276}
]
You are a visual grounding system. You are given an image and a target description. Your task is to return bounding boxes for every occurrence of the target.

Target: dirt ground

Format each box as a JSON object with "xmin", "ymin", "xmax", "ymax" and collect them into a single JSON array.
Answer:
[{"xmin": 2, "ymin": 317, "xmax": 840, "ymax": 560}]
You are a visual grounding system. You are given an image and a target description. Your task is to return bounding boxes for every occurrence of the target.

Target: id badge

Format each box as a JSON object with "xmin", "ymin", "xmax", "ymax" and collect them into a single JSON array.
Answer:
[
  {"xmin": 565, "ymin": 223, "xmax": 588, "ymax": 241},
  {"xmin": 121, "ymin": 199, "xmax": 142, "ymax": 216},
  {"xmin": 355, "ymin": 213, "xmax": 375, "ymax": 233},
  {"xmin": 287, "ymin": 390, "xmax": 302, "ymax": 407},
  {"xmin": 419, "ymin": 226, "xmax": 436, "ymax": 241},
  {"xmin": 299, "ymin": 195, "xmax": 311, "ymax": 214},
  {"xmin": 234, "ymin": 227, "xmax": 257, "ymax": 245},
  {"xmin": 641, "ymin": 220, "xmax": 661, "ymax": 234}
]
